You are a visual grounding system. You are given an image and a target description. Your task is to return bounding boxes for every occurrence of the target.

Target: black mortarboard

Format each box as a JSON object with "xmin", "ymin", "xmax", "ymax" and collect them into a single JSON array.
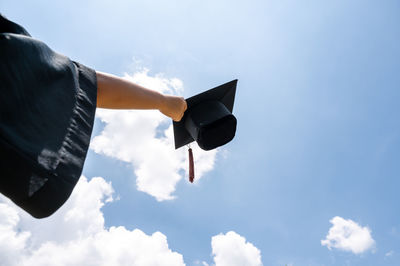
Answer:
[{"xmin": 173, "ymin": 79, "xmax": 238, "ymax": 151}]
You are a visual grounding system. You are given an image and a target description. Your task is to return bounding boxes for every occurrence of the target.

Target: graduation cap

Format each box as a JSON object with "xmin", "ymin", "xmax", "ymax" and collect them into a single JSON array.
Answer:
[{"xmin": 173, "ymin": 79, "xmax": 238, "ymax": 182}]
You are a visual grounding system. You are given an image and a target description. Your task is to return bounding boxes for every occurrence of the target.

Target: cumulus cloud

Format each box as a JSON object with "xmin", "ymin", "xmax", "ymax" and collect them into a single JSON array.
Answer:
[
  {"xmin": 0, "ymin": 177, "xmax": 264, "ymax": 266},
  {"xmin": 90, "ymin": 68, "xmax": 217, "ymax": 201},
  {"xmin": 211, "ymin": 231, "xmax": 263, "ymax": 266},
  {"xmin": 321, "ymin": 216, "xmax": 375, "ymax": 254},
  {"xmin": 0, "ymin": 203, "xmax": 30, "ymax": 266},
  {"xmin": 0, "ymin": 176, "xmax": 185, "ymax": 266}
]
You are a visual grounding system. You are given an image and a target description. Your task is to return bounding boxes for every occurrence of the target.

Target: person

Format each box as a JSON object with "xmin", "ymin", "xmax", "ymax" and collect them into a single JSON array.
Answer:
[{"xmin": 0, "ymin": 14, "xmax": 186, "ymax": 218}]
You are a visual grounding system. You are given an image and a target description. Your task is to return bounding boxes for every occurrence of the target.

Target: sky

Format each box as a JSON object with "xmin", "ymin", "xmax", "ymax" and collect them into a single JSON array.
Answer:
[{"xmin": 1, "ymin": 0, "xmax": 400, "ymax": 265}]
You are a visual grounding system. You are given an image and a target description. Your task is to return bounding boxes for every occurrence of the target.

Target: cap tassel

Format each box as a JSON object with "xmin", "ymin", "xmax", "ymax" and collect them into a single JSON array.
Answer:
[{"xmin": 188, "ymin": 147, "xmax": 195, "ymax": 183}]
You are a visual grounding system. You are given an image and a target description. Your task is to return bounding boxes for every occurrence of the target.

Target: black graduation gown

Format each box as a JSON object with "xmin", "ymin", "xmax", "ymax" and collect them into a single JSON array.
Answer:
[{"xmin": 0, "ymin": 15, "xmax": 97, "ymax": 218}]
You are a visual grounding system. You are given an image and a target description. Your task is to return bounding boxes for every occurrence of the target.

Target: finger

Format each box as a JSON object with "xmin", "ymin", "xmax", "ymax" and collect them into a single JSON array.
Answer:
[{"xmin": 174, "ymin": 112, "xmax": 184, "ymax": 122}]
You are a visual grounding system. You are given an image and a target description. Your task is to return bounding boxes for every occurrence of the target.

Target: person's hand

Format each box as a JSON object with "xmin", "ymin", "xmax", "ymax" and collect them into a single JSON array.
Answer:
[{"xmin": 159, "ymin": 95, "xmax": 187, "ymax": 122}]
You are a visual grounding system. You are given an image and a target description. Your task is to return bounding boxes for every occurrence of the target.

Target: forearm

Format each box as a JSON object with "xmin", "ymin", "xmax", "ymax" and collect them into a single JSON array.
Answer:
[
  {"xmin": 96, "ymin": 71, "xmax": 164, "ymax": 110},
  {"xmin": 95, "ymin": 71, "xmax": 187, "ymax": 121}
]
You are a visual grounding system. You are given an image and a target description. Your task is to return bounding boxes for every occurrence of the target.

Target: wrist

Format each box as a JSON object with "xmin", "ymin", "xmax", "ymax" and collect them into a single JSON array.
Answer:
[{"xmin": 157, "ymin": 93, "xmax": 167, "ymax": 111}]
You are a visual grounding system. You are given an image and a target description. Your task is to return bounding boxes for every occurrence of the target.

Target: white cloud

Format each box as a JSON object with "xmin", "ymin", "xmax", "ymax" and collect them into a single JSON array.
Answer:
[
  {"xmin": 193, "ymin": 260, "xmax": 210, "ymax": 266},
  {"xmin": 0, "ymin": 203, "xmax": 30, "ymax": 266},
  {"xmin": 0, "ymin": 176, "xmax": 185, "ymax": 266},
  {"xmin": 385, "ymin": 250, "xmax": 394, "ymax": 257},
  {"xmin": 211, "ymin": 231, "xmax": 263, "ymax": 266},
  {"xmin": 90, "ymin": 68, "xmax": 217, "ymax": 201},
  {"xmin": 0, "ymin": 176, "xmax": 263, "ymax": 266},
  {"xmin": 321, "ymin": 216, "xmax": 375, "ymax": 254}
]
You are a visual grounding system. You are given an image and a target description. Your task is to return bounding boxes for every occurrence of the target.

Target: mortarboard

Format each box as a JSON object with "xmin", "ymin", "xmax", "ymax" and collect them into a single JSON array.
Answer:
[{"xmin": 173, "ymin": 79, "xmax": 238, "ymax": 182}]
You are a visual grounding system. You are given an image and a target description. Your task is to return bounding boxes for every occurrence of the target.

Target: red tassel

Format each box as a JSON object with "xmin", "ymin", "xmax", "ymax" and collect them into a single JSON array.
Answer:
[{"xmin": 188, "ymin": 147, "xmax": 194, "ymax": 183}]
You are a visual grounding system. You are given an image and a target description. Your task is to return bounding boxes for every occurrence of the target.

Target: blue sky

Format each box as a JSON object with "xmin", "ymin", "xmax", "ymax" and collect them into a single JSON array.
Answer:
[{"xmin": 1, "ymin": 0, "xmax": 400, "ymax": 265}]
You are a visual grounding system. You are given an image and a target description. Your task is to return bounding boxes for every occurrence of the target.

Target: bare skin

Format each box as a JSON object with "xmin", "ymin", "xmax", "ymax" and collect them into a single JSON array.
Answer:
[{"xmin": 96, "ymin": 71, "xmax": 187, "ymax": 121}]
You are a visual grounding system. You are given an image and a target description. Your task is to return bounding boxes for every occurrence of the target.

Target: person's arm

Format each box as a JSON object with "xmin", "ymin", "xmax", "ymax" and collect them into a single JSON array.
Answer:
[{"xmin": 96, "ymin": 71, "xmax": 187, "ymax": 122}]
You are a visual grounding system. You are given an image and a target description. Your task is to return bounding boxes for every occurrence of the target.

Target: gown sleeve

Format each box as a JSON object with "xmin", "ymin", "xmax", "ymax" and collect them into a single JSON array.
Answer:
[{"xmin": 0, "ymin": 15, "xmax": 97, "ymax": 218}]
